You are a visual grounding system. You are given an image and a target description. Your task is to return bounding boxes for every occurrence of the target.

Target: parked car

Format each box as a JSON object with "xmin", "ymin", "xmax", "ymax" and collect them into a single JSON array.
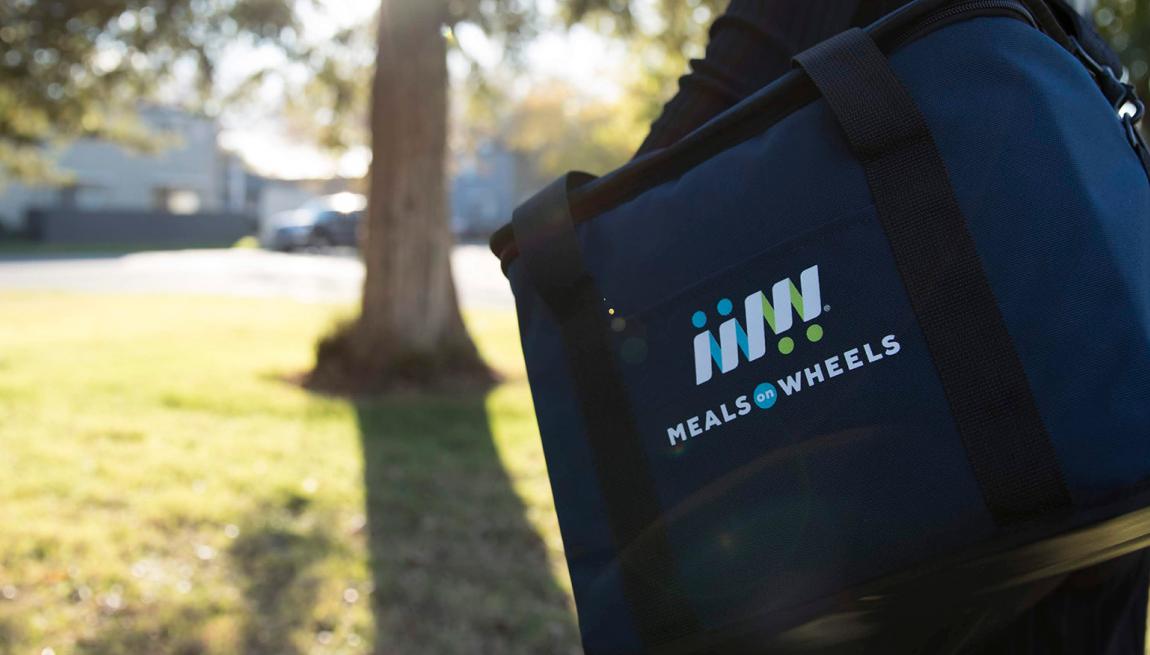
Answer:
[{"xmin": 262, "ymin": 193, "xmax": 366, "ymax": 252}]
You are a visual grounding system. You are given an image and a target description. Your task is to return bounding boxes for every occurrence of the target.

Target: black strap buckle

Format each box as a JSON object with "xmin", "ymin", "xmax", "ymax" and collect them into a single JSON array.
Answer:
[
  {"xmin": 1071, "ymin": 36, "xmax": 1150, "ymax": 173},
  {"xmin": 1072, "ymin": 36, "xmax": 1134, "ymax": 107}
]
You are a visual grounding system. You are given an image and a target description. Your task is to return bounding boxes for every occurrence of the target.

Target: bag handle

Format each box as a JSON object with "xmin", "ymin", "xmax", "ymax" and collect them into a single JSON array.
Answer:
[
  {"xmin": 795, "ymin": 28, "xmax": 1071, "ymax": 525},
  {"xmin": 510, "ymin": 172, "xmax": 595, "ymax": 318},
  {"xmin": 512, "ymin": 172, "xmax": 702, "ymax": 649}
]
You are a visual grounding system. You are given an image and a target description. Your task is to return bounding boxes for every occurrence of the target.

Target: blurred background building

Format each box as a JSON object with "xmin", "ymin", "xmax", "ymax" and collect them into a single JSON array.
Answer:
[
  {"xmin": 0, "ymin": 106, "xmax": 530, "ymax": 248},
  {"xmin": 0, "ymin": 106, "xmax": 253, "ymax": 246},
  {"xmin": 0, "ymin": 106, "xmax": 245, "ymax": 228},
  {"xmin": 450, "ymin": 140, "xmax": 532, "ymax": 239}
]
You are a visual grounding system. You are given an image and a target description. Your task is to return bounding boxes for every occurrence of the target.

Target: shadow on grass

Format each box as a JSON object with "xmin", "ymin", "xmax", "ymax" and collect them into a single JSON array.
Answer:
[
  {"xmin": 73, "ymin": 502, "xmax": 344, "ymax": 655},
  {"xmin": 0, "ymin": 617, "xmax": 19, "ymax": 654},
  {"xmin": 60, "ymin": 390, "xmax": 576, "ymax": 655},
  {"xmin": 230, "ymin": 506, "xmax": 337, "ymax": 654},
  {"xmin": 355, "ymin": 392, "xmax": 580, "ymax": 654}
]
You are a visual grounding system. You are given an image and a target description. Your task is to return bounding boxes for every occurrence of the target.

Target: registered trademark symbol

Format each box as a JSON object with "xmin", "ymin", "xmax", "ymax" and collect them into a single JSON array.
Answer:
[{"xmin": 824, "ymin": 305, "xmax": 831, "ymax": 312}]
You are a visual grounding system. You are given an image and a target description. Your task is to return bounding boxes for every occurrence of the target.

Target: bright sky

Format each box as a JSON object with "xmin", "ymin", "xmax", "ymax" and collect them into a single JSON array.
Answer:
[{"xmin": 216, "ymin": 0, "xmax": 627, "ymax": 180}]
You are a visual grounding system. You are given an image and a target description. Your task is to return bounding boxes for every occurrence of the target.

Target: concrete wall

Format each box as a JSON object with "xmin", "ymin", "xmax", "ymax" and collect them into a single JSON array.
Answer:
[
  {"xmin": 29, "ymin": 209, "xmax": 254, "ymax": 246},
  {"xmin": 0, "ymin": 184, "xmax": 54, "ymax": 233}
]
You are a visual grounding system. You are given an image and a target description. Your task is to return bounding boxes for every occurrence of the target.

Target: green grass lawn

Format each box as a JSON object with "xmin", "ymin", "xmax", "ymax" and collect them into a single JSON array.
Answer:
[{"xmin": 0, "ymin": 293, "xmax": 580, "ymax": 654}]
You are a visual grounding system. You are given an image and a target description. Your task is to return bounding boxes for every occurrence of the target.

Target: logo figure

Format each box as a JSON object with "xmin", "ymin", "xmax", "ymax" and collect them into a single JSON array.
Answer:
[{"xmin": 692, "ymin": 265, "xmax": 823, "ymax": 385}]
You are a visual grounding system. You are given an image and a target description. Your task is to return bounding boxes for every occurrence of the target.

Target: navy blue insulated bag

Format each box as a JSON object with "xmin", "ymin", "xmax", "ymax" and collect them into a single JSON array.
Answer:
[{"xmin": 490, "ymin": 0, "xmax": 1150, "ymax": 652}]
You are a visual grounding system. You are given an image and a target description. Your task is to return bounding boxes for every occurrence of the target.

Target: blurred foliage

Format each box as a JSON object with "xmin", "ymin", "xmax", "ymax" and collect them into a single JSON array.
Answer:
[
  {"xmin": 560, "ymin": 0, "xmax": 725, "ymax": 125},
  {"xmin": 454, "ymin": 0, "xmax": 725, "ymax": 178},
  {"xmin": 283, "ymin": 0, "xmax": 724, "ymax": 181},
  {"xmin": 0, "ymin": 0, "xmax": 302, "ymax": 182},
  {"xmin": 497, "ymin": 82, "xmax": 646, "ymax": 179},
  {"xmin": 1095, "ymin": 0, "xmax": 1150, "ymax": 97},
  {"xmin": 8, "ymin": 0, "xmax": 1147, "ymax": 187},
  {"xmin": 278, "ymin": 18, "xmax": 375, "ymax": 156},
  {"xmin": 0, "ymin": 0, "xmax": 773, "ymax": 186},
  {"xmin": 276, "ymin": 0, "xmax": 544, "ymax": 162}
]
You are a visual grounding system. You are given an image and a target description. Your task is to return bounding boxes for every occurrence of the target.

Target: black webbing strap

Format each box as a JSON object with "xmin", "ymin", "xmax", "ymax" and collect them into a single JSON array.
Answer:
[
  {"xmin": 512, "ymin": 173, "xmax": 700, "ymax": 647},
  {"xmin": 794, "ymin": 29, "xmax": 1071, "ymax": 526}
]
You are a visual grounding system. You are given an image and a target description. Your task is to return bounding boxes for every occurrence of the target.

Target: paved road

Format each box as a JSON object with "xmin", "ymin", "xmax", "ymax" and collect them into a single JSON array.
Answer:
[{"xmin": 0, "ymin": 245, "xmax": 515, "ymax": 309}]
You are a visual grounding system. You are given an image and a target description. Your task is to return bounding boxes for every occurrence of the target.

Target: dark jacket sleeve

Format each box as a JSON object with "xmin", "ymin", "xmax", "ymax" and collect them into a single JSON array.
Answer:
[{"xmin": 635, "ymin": 0, "xmax": 912, "ymax": 157}]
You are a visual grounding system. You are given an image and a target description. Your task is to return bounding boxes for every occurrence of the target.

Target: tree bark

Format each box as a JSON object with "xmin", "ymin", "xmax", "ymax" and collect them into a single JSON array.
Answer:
[{"xmin": 309, "ymin": 0, "xmax": 490, "ymax": 391}]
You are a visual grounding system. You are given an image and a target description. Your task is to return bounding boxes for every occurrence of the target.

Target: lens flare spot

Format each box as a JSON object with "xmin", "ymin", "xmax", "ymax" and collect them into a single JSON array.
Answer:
[{"xmin": 621, "ymin": 337, "xmax": 648, "ymax": 364}]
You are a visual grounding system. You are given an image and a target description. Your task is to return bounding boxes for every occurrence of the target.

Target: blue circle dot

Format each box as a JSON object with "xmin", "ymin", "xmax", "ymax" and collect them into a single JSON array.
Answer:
[
  {"xmin": 717, "ymin": 298, "xmax": 733, "ymax": 316},
  {"xmin": 753, "ymin": 382, "xmax": 778, "ymax": 410},
  {"xmin": 691, "ymin": 311, "xmax": 707, "ymax": 329}
]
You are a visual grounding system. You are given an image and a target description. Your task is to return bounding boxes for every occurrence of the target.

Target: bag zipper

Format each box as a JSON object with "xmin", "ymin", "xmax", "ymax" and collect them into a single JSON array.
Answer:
[{"xmin": 892, "ymin": 0, "xmax": 1036, "ymax": 49}]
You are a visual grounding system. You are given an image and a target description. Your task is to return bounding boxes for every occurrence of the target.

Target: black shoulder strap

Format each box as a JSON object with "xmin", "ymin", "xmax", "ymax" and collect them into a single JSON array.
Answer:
[
  {"xmin": 512, "ymin": 173, "xmax": 700, "ymax": 648},
  {"xmin": 795, "ymin": 29, "xmax": 1071, "ymax": 525},
  {"xmin": 1046, "ymin": 0, "xmax": 1123, "ymax": 74}
]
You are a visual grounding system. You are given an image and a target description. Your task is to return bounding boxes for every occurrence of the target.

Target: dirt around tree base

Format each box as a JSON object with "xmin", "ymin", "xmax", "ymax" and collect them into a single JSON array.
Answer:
[{"xmin": 303, "ymin": 321, "xmax": 497, "ymax": 397}]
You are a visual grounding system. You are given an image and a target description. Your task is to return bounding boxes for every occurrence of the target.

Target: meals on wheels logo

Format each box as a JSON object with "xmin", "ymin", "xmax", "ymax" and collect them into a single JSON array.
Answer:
[
  {"xmin": 692, "ymin": 265, "xmax": 824, "ymax": 385},
  {"xmin": 666, "ymin": 262, "xmax": 903, "ymax": 448}
]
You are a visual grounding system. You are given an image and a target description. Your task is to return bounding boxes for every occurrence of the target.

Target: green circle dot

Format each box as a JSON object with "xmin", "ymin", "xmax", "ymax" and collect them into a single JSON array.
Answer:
[
  {"xmin": 778, "ymin": 337, "xmax": 795, "ymax": 355},
  {"xmin": 806, "ymin": 324, "xmax": 824, "ymax": 343}
]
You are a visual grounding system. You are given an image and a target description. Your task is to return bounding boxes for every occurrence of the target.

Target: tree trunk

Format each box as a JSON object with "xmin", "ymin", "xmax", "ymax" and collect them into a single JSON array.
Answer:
[{"xmin": 308, "ymin": 0, "xmax": 490, "ymax": 392}]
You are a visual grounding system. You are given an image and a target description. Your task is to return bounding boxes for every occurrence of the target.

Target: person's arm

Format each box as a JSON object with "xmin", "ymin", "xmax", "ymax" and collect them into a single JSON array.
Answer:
[{"xmin": 635, "ymin": 0, "xmax": 911, "ymax": 157}]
